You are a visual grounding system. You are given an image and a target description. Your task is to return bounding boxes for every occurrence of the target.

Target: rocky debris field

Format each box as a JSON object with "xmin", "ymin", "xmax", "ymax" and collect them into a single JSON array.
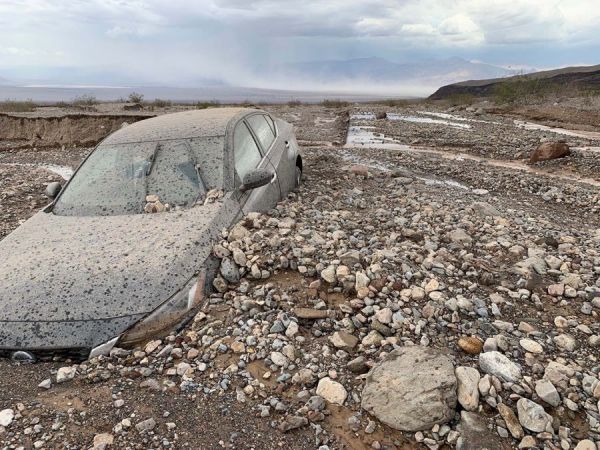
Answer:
[{"xmin": 1, "ymin": 102, "xmax": 600, "ymax": 449}]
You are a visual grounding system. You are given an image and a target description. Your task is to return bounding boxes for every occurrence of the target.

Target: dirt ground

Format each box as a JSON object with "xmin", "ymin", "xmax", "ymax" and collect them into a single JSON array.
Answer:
[{"xmin": 0, "ymin": 99, "xmax": 599, "ymax": 449}]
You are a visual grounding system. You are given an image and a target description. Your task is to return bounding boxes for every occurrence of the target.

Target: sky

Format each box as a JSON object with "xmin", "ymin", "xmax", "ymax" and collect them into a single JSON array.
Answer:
[{"xmin": 0, "ymin": 0, "xmax": 599, "ymax": 88}]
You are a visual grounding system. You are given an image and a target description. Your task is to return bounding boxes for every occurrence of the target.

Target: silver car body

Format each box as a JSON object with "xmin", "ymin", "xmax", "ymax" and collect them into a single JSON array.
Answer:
[{"xmin": 0, "ymin": 108, "xmax": 302, "ymax": 359}]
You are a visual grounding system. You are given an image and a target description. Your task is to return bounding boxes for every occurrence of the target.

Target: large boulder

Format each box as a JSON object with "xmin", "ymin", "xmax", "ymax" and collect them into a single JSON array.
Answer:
[
  {"xmin": 529, "ymin": 141, "xmax": 570, "ymax": 163},
  {"xmin": 361, "ymin": 346, "xmax": 457, "ymax": 431}
]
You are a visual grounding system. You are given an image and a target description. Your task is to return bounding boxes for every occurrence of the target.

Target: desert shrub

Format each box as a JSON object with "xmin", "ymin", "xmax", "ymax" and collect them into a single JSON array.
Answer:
[
  {"xmin": 195, "ymin": 100, "xmax": 220, "ymax": 109},
  {"xmin": 128, "ymin": 92, "xmax": 144, "ymax": 103},
  {"xmin": 287, "ymin": 99, "xmax": 302, "ymax": 107},
  {"xmin": 54, "ymin": 101, "xmax": 71, "ymax": 108},
  {"xmin": 493, "ymin": 77, "xmax": 553, "ymax": 104},
  {"xmin": 446, "ymin": 93, "xmax": 475, "ymax": 106},
  {"xmin": 0, "ymin": 99, "xmax": 37, "ymax": 112},
  {"xmin": 321, "ymin": 99, "xmax": 350, "ymax": 108},
  {"xmin": 73, "ymin": 94, "xmax": 99, "ymax": 106},
  {"xmin": 152, "ymin": 99, "xmax": 172, "ymax": 108}
]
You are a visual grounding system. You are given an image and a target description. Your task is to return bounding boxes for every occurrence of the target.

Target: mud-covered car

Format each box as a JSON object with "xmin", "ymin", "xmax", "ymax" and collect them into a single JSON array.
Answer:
[{"xmin": 0, "ymin": 108, "xmax": 302, "ymax": 361}]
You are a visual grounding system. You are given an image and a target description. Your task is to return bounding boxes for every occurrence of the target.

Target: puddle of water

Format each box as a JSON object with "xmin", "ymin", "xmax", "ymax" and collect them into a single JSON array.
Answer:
[
  {"xmin": 350, "ymin": 112, "xmax": 376, "ymax": 120},
  {"xmin": 0, "ymin": 162, "xmax": 73, "ymax": 180},
  {"xmin": 514, "ymin": 120, "xmax": 600, "ymax": 140},
  {"xmin": 387, "ymin": 113, "xmax": 471, "ymax": 130},
  {"xmin": 417, "ymin": 111, "xmax": 497, "ymax": 124}
]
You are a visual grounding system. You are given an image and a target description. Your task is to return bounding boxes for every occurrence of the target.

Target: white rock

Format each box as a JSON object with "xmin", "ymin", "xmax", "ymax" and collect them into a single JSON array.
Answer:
[
  {"xmin": 321, "ymin": 265, "xmax": 337, "ymax": 283},
  {"xmin": 553, "ymin": 334, "xmax": 577, "ymax": 351},
  {"xmin": 374, "ymin": 307, "xmax": 393, "ymax": 324},
  {"xmin": 0, "ymin": 409, "xmax": 14, "ymax": 427},
  {"xmin": 479, "ymin": 351, "xmax": 521, "ymax": 382},
  {"xmin": 516, "ymin": 398, "xmax": 551, "ymax": 433},
  {"xmin": 56, "ymin": 366, "xmax": 77, "ymax": 383},
  {"xmin": 316, "ymin": 377, "xmax": 347, "ymax": 405},
  {"xmin": 270, "ymin": 351, "xmax": 288, "ymax": 367},
  {"xmin": 519, "ymin": 338, "xmax": 543, "ymax": 354},
  {"xmin": 455, "ymin": 366, "xmax": 480, "ymax": 411},
  {"xmin": 535, "ymin": 379, "xmax": 561, "ymax": 407}
]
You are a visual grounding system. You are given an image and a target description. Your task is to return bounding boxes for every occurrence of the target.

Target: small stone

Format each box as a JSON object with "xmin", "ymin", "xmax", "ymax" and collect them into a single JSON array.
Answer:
[
  {"xmin": 574, "ymin": 440, "xmax": 597, "ymax": 450},
  {"xmin": 38, "ymin": 379, "xmax": 52, "ymax": 390},
  {"xmin": 458, "ymin": 336, "xmax": 483, "ymax": 354},
  {"xmin": 329, "ymin": 331, "xmax": 359, "ymax": 352},
  {"xmin": 316, "ymin": 377, "xmax": 347, "ymax": 405},
  {"xmin": 321, "ymin": 265, "xmax": 337, "ymax": 283},
  {"xmin": 518, "ymin": 436, "xmax": 537, "ymax": 449},
  {"xmin": 56, "ymin": 366, "xmax": 77, "ymax": 383},
  {"xmin": 516, "ymin": 398, "xmax": 551, "ymax": 433},
  {"xmin": 497, "ymin": 403, "xmax": 524, "ymax": 439},
  {"xmin": 93, "ymin": 433, "xmax": 114, "ymax": 450},
  {"xmin": 135, "ymin": 418, "xmax": 157, "ymax": 433},
  {"xmin": 519, "ymin": 338, "xmax": 543, "ymax": 354},
  {"xmin": 479, "ymin": 351, "xmax": 521, "ymax": 382},
  {"xmin": 455, "ymin": 366, "xmax": 480, "ymax": 411},
  {"xmin": 535, "ymin": 379, "xmax": 561, "ymax": 407},
  {"xmin": 553, "ymin": 334, "xmax": 577, "ymax": 352},
  {"xmin": 347, "ymin": 356, "xmax": 369, "ymax": 373},
  {"xmin": 0, "ymin": 409, "xmax": 14, "ymax": 427}
]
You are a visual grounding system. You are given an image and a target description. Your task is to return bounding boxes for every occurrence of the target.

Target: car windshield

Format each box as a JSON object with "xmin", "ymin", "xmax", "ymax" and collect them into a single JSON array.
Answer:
[{"xmin": 54, "ymin": 138, "xmax": 223, "ymax": 216}]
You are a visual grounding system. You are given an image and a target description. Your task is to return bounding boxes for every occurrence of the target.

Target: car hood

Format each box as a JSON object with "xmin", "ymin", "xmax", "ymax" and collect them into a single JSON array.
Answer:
[{"xmin": 0, "ymin": 197, "xmax": 238, "ymax": 324}]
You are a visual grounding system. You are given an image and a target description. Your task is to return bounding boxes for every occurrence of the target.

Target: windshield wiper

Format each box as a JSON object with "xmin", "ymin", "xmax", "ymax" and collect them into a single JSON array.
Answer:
[{"xmin": 146, "ymin": 142, "xmax": 161, "ymax": 176}]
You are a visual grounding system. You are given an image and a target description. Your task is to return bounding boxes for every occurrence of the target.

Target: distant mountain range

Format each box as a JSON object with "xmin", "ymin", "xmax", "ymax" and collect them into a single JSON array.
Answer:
[
  {"xmin": 276, "ymin": 56, "xmax": 515, "ymax": 87},
  {"xmin": 429, "ymin": 63, "xmax": 600, "ymax": 99}
]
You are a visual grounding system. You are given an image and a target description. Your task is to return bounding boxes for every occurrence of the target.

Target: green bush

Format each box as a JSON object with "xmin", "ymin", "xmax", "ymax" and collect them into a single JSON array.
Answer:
[
  {"xmin": 72, "ymin": 94, "xmax": 99, "ymax": 106},
  {"xmin": 195, "ymin": 100, "xmax": 220, "ymax": 109},
  {"xmin": 321, "ymin": 99, "xmax": 350, "ymax": 108},
  {"xmin": 0, "ymin": 99, "xmax": 37, "ymax": 112},
  {"xmin": 493, "ymin": 77, "xmax": 553, "ymax": 105},
  {"xmin": 446, "ymin": 93, "xmax": 475, "ymax": 107},
  {"xmin": 128, "ymin": 92, "xmax": 144, "ymax": 103},
  {"xmin": 152, "ymin": 99, "xmax": 172, "ymax": 108}
]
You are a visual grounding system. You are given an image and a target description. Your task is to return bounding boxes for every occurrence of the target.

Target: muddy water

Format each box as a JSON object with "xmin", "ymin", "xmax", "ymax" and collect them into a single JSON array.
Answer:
[
  {"xmin": 0, "ymin": 162, "xmax": 74, "ymax": 180},
  {"xmin": 514, "ymin": 120, "xmax": 600, "ymax": 140},
  {"xmin": 344, "ymin": 120, "xmax": 600, "ymax": 189}
]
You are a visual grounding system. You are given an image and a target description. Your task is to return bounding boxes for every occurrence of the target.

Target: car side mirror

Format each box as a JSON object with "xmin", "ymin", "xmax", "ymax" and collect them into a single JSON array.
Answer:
[
  {"xmin": 44, "ymin": 181, "xmax": 62, "ymax": 199},
  {"xmin": 240, "ymin": 168, "xmax": 274, "ymax": 192}
]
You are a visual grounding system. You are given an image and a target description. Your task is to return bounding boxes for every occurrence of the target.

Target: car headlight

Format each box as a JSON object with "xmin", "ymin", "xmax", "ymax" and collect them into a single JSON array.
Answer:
[{"xmin": 118, "ymin": 271, "xmax": 206, "ymax": 347}]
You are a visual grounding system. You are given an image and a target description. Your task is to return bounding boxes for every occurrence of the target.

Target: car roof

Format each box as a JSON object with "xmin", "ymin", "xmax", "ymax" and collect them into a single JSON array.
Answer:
[{"xmin": 102, "ymin": 107, "xmax": 259, "ymax": 145}]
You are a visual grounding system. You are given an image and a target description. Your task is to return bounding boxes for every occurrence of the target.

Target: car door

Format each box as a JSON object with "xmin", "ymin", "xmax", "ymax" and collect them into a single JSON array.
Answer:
[
  {"xmin": 246, "ymin": 113, "xmax": 296, "ymax": 197},
  {"xmin": 232, "ymin": 120, "xmax": 280, "ymax": 214}
]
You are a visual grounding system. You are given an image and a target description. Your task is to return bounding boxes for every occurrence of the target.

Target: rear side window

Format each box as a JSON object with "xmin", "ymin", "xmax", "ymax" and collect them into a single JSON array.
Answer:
[
  {"xmin": 234, "ymin": 122, "xmax": 262, "ymax": 181},
  {"xmin": 247, "ymin": 114, "xmax": 275, "ymax": 151}
]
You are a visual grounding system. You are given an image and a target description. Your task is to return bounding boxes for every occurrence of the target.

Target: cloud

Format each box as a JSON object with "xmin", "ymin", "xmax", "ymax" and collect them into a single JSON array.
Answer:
[{"xmin": 0, "ymin": 0, "xmax": 598, "ymax": 87}]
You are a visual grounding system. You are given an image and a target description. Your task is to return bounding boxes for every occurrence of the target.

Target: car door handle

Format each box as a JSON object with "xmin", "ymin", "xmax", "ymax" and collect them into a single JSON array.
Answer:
[
  {"xmin": 271, "ymin": 171, "xmax": 278, "ymax": 184},
  {"xmin": 285, "ymin": 141, "xmax": 290, "ymax": 149}
]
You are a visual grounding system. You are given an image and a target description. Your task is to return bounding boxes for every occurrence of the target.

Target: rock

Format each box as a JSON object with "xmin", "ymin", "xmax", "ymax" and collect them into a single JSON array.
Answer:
[
  {"xmin": 529, "ymin": 141, "xmax": 570, "ymax": 163},
  {"xmin": 349, "ymin": 164, "xmax": 369, "ymax": 177},
  {"xmin": 516, "ymin": 398, "xmax": 551, "ymax": 433},
  {"xmin": 479, "ymin": 351, "xmax": 521, "ymax": 382},
  {"xmin": 278, "ymin": 415, "xmax": 308, "ymax": 432},
  {"xmin": 329, "ymin": 331, "xmax": 359, "ymax": 352},
  {"xmin": 361, "ymin": 346, "xmax": 457, "ymax": 431},
  {"xmin": 316, "ymin": 377, "xmax": 347, "ymax": 405},
  {"xmin": 321, "ymin": 265, "xmax": 337, "ymax": 283},
  {"xmin": 293, "ymin": 308, "xmax": 333, "ymax": 319},
  {"xmin": 56, "ymin": 366, "xmax": 77, "ymax": 383},
  {"xmin": 535, "ymin": 379, "xmax": 561, "ymax": 407},
  {"xmin": 448, "ymin": 229, "xmax": 472, "ymax": 245},
  {"xmin": 361, "ymin": 330, "xmax": 384, "ymax": 347},
  {"xmin": 458, "ymin": 336, "xmax": 483, "ymax": 354},
  {"xmin": 497, "ymin": 403, "xmax": 524, "ymax": 439},
  {"xmin": 347, "ymin": 356, "xmax": 369, "ymax": 374},
  {"xmin": 519, "ymin": 435, "xmax": 537, "ymax": 449},
  {"xmin": 93, "ymin": 433, "xmax": 114, "ymax": 450},
  {"xmin": 135, "ymin": 418, "xmax": 157, "ymax": 433},
  {"xmin": 0, "ymin": 409, "xmax": 14, "ymax": 427},
  {"xmin": 456, "ymin": 411, "xmax": 504, "ymax": 450},
  {"xmin": 455, "ymin": 366, "xmax": 480, "ymax": 411},
  {"xmin": 574, "ymin": 440, "xmax": 597, "ymax": 450},
  {"xmin": 519, "ymin": 338, "xmax": 543, "ymax": 354},
  {"xmin": 547, "ymin": 283, "xmax": 565, "ymax": 296},
  {"xmin": 553, "ymin": 333, "xmax": 577, "ymax": 351},
  {"xmin": 544, "ymin": 361, "xmax": 575, "ymax": 389},
  {"xmin": 270, "ymin": 351, "xmax": 288, "ymax": 367},
  {"xmin": 340, "ymin": 250, "xmax": 360, "ymax": 266},
  {"xmin": 220, "ymin": 257, "xmax": 240, "ymax": 283},
  {"xmin": 38, "ymin": 379, "xmax": 52, "ymax": 389}
]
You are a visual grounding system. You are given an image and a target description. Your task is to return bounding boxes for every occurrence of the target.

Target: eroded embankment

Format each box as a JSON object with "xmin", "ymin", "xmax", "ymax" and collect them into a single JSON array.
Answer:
[{"xmin": 0, "ymin": 113, "xmax": 153, "ymax": 148}]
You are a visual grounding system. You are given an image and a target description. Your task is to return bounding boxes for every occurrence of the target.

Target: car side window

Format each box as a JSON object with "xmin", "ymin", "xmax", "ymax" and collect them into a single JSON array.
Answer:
[
  {"xmin": 234, "ymin": 122, "xmax": 262, "ymax": 182},
  {"xmin": 246, "ymin": 114, "xmax": 275, "ymax": 152}
]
